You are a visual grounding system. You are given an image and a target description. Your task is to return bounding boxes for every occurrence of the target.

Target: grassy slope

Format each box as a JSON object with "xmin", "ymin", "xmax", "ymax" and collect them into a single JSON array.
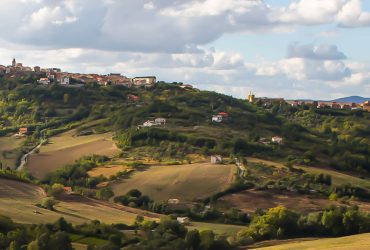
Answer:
[
  {"xmin": 253, "ymin": 233, "xmax": 370, "ymax": 250},
  {"xmin": 110, "ymin": 163, "xmax": 236, "ymax": 202},
  {"xmin": 0, "ymin": 136, "xmax": 25, "ymax": 168},
  {"xmin": 0, "ymin": 178, "xmax": 156, "ymax": 225},
  {"xmin": 26, "ymin": 128, "xmax": 119, "ymax": 178}
]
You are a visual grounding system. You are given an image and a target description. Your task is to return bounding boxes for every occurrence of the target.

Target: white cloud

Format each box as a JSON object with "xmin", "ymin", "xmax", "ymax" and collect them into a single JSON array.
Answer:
[
  {"xmin": 338, "ymin": 0, "xmax": 370, "ymax": 27},
  {"xmin": 287, "ymin": 43, "xmax": 347, "ymax": 60}
]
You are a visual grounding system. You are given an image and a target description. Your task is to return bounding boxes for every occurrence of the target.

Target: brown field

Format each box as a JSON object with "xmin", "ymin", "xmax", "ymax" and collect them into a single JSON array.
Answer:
[
  {"xmin": 0, "ymin": 178, "xmax": 158, "ymax": 225},
  {"xmin": 88, "ymin": 165, "xmax": 132, "ymax": 178},
  {"xmin": 218, "ymin": 189, "xmax": 370, "ymax": 214},
  {"xmin": 111, "ymin": 163, "xmax": 236, "ymax": 202},
  {"xmin": 26, "ymin": 130, "xmax": 119, "ymax": 178},
  {"xmin": 247, "ymin": 157, "xmax": 370, "ymax": 190},
  {"xmin": 218, "ymin": 190, "xmax": 339, "ymax": 214}
]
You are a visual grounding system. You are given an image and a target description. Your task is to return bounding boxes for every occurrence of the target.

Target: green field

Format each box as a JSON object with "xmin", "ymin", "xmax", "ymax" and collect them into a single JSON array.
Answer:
[
  {"xmin": 26, "ymin": 128, "xmax": 120, "ymax": 178},
  {"xmin": 0, "ymin": 178, "xmax": 157, "ymax": 225},
  {"xmin": 190, "ymin": 222, "xmax": 245, "ymax": 236},
  {"xmin": 110, "ymin": 163, "xmax": 236, "ymax": 202},
  {"xmin": 253, "ymin": 233, "xmax": 370, "ymax": 250},
  {"xmin": 0, "ymin": 136, "xmax": 25, "ymax": 168}
]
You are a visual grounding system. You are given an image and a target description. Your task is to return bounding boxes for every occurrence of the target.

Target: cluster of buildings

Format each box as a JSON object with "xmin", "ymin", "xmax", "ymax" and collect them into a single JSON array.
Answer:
[
  {"xmin": 248, "ymin": 91, "xmax": 370, "ymax": 112},
  {"xmin": 287, "ymin": 100, "xmax": 370, "ymax": 112},
  {"xmin": 0, "ymin": 59, "xmax": 157, "ymax": 88},
  {"xmin": 137, "ymin": 118, "xmax": 167, "ymax": 129}
]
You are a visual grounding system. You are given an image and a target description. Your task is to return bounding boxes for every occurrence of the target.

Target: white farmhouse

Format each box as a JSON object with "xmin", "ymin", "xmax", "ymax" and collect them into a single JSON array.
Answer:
[
  {"xmin": 155, "ymin": 118, "xmax": 166, "ymax": 125},
  {"xmin": 177, "ymin": 217, "xmax": 190, "ymax": 225},
  {"xmin": 212, "ymin": 115, "xmax": 223, "ymax": 123},
  {"xmin": 272, "ymin": 136, "xmax": 283, "ymax": 144}
]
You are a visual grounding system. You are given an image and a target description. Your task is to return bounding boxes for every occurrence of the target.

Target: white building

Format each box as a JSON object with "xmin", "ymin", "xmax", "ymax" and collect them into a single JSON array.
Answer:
[
  {"xmin": 155, "ymin": 118, "xmax": 166, "ymax": 125},
  {"xmin": 272, "ymin": 136, "xmax": 283, "ymax": 144},
  {"xmin": 177, "ymin": 217, "xmax": 190, "ymax": 225},
  {"xmin": 211, "ymin": 155, "xmax": 223, "ymax": 164},
  {"xmin": 168, "ymin": 199, "xmax": 180, "ymax": 204},
  {"xmin": 60, "ymin": 76, "xmax": 70, "ymax": 85},
  {"xmin": 212, "ymin": 115, "xmax": 223, "ymax": 123},
  {"xmin": 132, "ymin": 76, "xmax": 156, "ymax": 86},
  {"xmin": 37, "ymin": 78, "xmax": 50, "ymax": 85}
]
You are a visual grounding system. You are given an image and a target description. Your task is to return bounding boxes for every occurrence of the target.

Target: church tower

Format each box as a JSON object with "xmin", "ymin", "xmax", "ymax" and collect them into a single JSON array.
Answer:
[
  {"xmin": 12, "ymin": 58, "xmax": 16, "ymax": 67},
  {"xmin": 248, "ymin": 91, "xmax": 255, "ymax": 103}
]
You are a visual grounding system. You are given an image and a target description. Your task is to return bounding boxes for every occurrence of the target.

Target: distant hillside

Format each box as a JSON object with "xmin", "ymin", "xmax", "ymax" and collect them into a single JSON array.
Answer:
[{"xmin": 331, "ymin": 96, "xmax": 370, "ymax": 104}]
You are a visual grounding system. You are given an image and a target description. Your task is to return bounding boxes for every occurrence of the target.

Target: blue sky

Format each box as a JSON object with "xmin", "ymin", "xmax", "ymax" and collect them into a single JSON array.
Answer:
[{"xmin": 0, "ymin": 0, "xmax": 369, "ymax": 99}]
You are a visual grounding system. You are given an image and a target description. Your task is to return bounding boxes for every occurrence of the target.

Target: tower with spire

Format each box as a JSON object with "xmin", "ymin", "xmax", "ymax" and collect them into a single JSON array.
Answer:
[{"xmin": 248, "ymin": 91, "xmax": 255, "ymax": 103}]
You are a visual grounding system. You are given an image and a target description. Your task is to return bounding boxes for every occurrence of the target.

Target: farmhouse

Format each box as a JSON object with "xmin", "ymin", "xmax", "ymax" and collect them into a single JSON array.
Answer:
[
  {"xmin": 127, "ymin": 94, "xmax": 140, "ymax": 102},
  {"xmin": 212, "ymin": 115, "xmax": 223, "ymax": 123},
  {"xmin": 63, "ymin": 187, "xmax": 73, "ymax": 195},
  {"xmin": 168, "ymin": 199, "xmax": 180, "ymax": 204},
  {"xmin": 177, "ymin": 217, "xmax": 190, "ymax": 225},
  {"xmin": 211, "ymin": 155, "xmax": 223, "ymax": 164},
  {"xmin": 272, "ymin": 136, "xmax": 283, "ymax": 144},
  {"xmin": 19, "ymin": 128, "xmax": 28, "ymax": 135},
  {"xmin": 155, "ymin": 118, "xmax": 166, "ymax": 125},
  {"xmin": 138, "ymin": 118, "xmax": 167, "ymax": 129}
]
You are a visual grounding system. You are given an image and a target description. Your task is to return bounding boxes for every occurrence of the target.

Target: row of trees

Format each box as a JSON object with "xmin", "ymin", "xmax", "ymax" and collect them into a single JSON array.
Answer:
[{"xmin": 237, "ymin": 205, "xmax": 370, "ymax": 245}]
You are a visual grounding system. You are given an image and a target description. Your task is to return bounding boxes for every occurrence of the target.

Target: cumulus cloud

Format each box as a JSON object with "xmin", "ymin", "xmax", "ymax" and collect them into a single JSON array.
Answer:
[
  {"xmin": 287, "ymin": 43, "xmax": 347, "ymax": 60},
  {"xmin": 0, "ymin": 0, "xmax": 369, "ymax": 53}
]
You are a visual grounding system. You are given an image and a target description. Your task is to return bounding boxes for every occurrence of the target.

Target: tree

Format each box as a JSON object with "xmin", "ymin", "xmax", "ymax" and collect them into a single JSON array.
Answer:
[
  {"xmin": 48, "ymin": 183, "xmax": 64, "ymax": 197},
  {"xmin": 96, "ymin": 187, "xmax": 114, "ymax": 201},
  {"xmin": 185, "ymin": 230, "xmax": 200, "ymax": 250},
  {"xmin": 41, "ymin": 197, "xmax": 56, "ymax": 210}
]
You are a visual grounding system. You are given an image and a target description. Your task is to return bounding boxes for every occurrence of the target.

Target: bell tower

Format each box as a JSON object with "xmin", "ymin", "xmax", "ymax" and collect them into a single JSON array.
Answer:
[
  {"xmin": 248, "ymin": 91, "xmax": 255, "ymax": 103},
  {"xmin": 12, "ymin": 58, "xmax": 16, "ymax": 67}
]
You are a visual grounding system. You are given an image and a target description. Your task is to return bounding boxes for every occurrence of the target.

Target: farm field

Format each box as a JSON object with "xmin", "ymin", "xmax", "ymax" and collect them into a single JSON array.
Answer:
[
  {"xmin": 247, "ymin": 157, "xmax": 370, "ymax": 190},
  {"xmin": 88, "ymin": 164, "xmax": 132, "ymax": 178},
  {"xmin": 217, "ymin": 189, "xmax": 370, "ymax": 213},
  {"xmin": 0, "ymin": 178, "xmax": 157, "ymax": 225},
  {"xmin": 111, "ymin": 163, "xmax": 236, "ymax": 202},
  {"xmin": 252, "ymin": 233, "xmax": 370, "ymax": 250},
  {"xmin": 0, "ymin": 136, "xmax": 25, "ymax": 168},
  {"xmin": 26, "ymin": 129, "xmax": 119, "ymax": 178}
]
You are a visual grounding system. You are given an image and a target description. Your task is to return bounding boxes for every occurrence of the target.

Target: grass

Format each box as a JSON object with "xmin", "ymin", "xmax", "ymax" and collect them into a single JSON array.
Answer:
[
  {"xmin": 253, "ymin": 233, "xmax": 370, "ymax": 250},
  {"xmin": 0, "ymin": 136, "xmax": 25, "ymax": 168},
  {"xmin": 110, "ymin": 163, "xmax": 236, "ymax": 202},
  {"xmin": 190, "ymin": 222, "xmax": 245, "ymax": 236},
  {"xmin": 26, "ymin": 127, "xmax": 120, "ymax": 178},
  {"xmin": 0, "ymin": 178, "xmax": 155, "ymax": 225}
]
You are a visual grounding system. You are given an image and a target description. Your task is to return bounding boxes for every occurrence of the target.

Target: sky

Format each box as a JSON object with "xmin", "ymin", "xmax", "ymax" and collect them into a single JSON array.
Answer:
[{"xmin": 0, "ymin": 0, "xmax": 370, "ymax": 100}]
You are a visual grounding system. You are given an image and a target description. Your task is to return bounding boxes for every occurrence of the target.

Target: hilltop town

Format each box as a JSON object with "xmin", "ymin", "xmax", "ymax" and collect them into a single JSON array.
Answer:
[{"xmin": 0, "ymin": 58, "xmax": 157, "ymax": 88}]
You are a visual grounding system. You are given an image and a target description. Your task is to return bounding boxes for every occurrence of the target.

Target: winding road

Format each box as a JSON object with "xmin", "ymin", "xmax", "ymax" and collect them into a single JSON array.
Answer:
[{"xmin": 16, "ymin": 141, "xmax": 44, "ymax": 171}]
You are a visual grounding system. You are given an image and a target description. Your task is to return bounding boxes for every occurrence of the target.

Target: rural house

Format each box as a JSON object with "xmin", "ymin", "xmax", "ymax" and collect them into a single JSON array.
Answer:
[
  {"xmin": 272, "ymin": 136, "xmax": 283, "ymax": 144},
  {"xmin": 212, "ymin": 115, "xmax": 223, "ymax": 123},
  {"xmin": 19, "ymin": 128, "xmax": 28, "ymax": 135},
  {"xmin": 154, "ymin": 118, "xmax": 166, "ymax": 125},
  {"xmin": 211, "ymin": 155, "xmax": 223, "ymax": 164},
  {"xmin": 132, "ymin": 76, "xmax": 157, "ymax": 86},
  {"xmin": 127, "ymin": 94, "xmax": 140, "ymax": 102},
  {"xmin": 63, "ymin": 187, "xmax": 73, "ymax": 195},
  {"xmin": 168, "ymin": 199, "xmax": 180, "ymax": 204},
  {"xmin": 177, "ymin": 217, "xmax": 190, "ymax": 225}
]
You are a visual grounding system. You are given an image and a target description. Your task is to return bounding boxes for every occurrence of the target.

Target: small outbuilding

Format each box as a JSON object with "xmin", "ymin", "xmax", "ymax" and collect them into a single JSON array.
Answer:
[{"xmin": 211, "ymin": 155, "xmax": 223, "ymax": 164}]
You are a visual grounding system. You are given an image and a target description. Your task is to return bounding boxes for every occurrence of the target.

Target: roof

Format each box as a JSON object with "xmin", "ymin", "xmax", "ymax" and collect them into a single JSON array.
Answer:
[
  {"xmin": 63, "ymin": 187, "xmax": 72, "ymax": 192},
  {"xmin": 19, "ymin": 128, "xmax": 28, "ymax": 131}
]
